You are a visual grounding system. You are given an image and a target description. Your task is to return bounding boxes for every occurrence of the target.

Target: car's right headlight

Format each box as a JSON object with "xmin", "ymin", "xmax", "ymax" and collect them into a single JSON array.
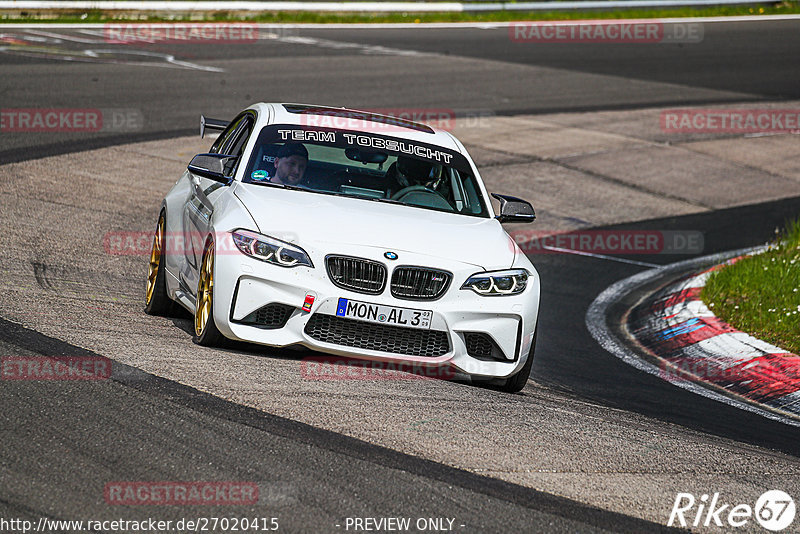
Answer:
[
  {"xmin": 461, "ymin": 269, "xmax": 529, "ymax": 296},
  {"xmin": 231, "ymin": 229, "xmax": 313, "ymax": 268}
]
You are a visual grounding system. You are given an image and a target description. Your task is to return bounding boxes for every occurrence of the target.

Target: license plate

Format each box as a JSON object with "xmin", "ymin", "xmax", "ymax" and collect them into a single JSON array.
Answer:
[{"xmin": 336, "ymin": 298, "xmax": 432, "ymax": 329}]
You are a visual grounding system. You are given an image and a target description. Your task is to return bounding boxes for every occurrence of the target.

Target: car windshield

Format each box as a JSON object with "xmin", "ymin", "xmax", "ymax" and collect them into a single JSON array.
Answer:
[{"xmin": 241, "ymin": 124, "xmax": 490, "ymax": 218}]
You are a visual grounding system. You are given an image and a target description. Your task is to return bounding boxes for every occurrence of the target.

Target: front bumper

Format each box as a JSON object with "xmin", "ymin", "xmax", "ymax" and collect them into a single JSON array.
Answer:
[{"xmin": 212, "ymin": 247, "xmax": 540, "ymax": 379}]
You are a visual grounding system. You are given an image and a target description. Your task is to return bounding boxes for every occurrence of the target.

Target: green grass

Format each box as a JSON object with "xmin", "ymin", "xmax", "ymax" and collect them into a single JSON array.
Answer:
[
  {"xmin": 1, "ymin": 1, "xmax": 799, "ymax": 24},
  {"xmin": 702, "ymin": 218, "xmax": 800, "ymax": 355}
]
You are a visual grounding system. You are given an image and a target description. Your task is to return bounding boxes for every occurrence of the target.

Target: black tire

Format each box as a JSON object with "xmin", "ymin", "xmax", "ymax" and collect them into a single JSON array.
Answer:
[
  {"xmin": 193, "ymin": 239, "xmax": 224, "ymax": 347},
  {"xmin": 498, "ymin": 327, "xmax": 537, "ymax": 393},
  {"xmin": 145, "ymin": 212, "xmax": 176, "ymax": 316}
]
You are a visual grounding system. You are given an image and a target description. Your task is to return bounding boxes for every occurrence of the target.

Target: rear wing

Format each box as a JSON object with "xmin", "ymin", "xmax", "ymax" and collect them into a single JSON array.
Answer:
[{"xmin": 200, "ymin": 115, "xmax": 229, "ymax": 138}]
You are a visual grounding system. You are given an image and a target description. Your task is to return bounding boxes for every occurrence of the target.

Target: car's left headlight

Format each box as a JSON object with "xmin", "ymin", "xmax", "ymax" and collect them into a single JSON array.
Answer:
[
  {"xmin": 461, "ymin": 269, "xmax": 529, "ymax": 296},
  {"xmin": 231, "ymin": 229, "xmax": 313, "ymax": 268}
]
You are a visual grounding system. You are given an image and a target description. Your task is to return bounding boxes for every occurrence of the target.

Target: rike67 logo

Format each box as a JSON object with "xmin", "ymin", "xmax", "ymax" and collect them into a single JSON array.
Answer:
[{"xmin": 668, "ymin": 491, "xmax": 796, "ymax": 531}]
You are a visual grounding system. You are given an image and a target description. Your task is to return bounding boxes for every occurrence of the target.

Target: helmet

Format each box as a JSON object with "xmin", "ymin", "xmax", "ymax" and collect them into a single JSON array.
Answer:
[{"xmin": 396, "ymin": 156, "xmax": 439, "ymax": 187}]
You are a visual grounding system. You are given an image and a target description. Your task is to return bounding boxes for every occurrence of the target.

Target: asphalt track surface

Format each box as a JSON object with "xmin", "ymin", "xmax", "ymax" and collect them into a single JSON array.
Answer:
[{"xmin": 2, "ymin": 21, "xmax": 800, "ymax": 533}]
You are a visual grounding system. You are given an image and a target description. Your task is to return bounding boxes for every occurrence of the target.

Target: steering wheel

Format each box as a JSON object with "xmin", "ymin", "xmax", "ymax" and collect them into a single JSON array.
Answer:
[{"xmin": 390, "ymin": 185, "xmax": 435, "ymax": 201}]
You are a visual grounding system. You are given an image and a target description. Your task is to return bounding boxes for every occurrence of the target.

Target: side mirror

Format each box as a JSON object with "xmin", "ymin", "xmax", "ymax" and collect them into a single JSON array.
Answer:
[
  {"xmin": 187, "ymin": 153, "xmax": 236, "ymax": 184},
  {"xmin": 491, "ymin": 193, "xmax": 536, "ymax": 224}
]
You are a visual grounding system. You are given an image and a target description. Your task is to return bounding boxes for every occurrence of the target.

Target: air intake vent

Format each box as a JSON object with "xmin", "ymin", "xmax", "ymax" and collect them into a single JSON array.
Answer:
[
  {"xmin": 239, "ymin": 303, "xmax": 294, "ymax": 329},
  {"xmin": 305, "ymin": 314, "xmax": 450, "ymax": 357},
  {"xmin": 464, "ymin": 332, "xmax": 507, "ymax": 361}
]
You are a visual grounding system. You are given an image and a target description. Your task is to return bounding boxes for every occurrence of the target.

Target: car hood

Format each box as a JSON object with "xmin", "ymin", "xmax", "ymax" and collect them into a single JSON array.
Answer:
[{"xmin": 233, "ymin": 183, "xmax": 516, "ymax": 270}]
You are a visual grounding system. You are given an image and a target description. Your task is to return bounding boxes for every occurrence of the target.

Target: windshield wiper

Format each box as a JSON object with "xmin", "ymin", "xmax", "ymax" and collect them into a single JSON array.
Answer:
[
  {"xmin": 247, "ymin": 181, "xmax": 307, "ymax": 191},
  {"xmin": 367, "ymin": 197, "xmax": 402, "ymax": 204},
  {"xmin": 247, "ymin": 180, "xmax": 285, "ymax": 189}
]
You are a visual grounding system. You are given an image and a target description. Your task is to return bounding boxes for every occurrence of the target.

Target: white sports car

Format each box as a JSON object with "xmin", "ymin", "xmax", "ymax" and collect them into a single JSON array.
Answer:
[{"xmin": 146, "ymin": 103, "xmax": 540, "ymax": 392}]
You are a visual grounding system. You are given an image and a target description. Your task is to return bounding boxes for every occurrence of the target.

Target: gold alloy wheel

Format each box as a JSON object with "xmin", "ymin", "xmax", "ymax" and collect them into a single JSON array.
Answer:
[
  {"xmin": 146, "ymin": 216, "xmax": 163, "ymax": 305},
  {"xmin": 195, "ymin": 243, "xmax": 214, "ymax": 336}
]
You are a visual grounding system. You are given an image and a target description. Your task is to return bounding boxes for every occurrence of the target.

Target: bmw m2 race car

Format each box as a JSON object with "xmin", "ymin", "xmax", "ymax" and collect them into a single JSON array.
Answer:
[{"xmin": 145, "ymin": 103, "xmax": 540, "ymax": 392}]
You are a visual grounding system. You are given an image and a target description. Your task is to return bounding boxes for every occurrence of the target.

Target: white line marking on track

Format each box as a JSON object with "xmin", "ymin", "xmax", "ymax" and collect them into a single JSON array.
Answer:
[
  {"xmin": 542, "ymin": 245, "xmax": 662, "ymax": 268},
  {"xmin": 0, "ymin": 33, "xmax": 225, "ymax": 71},
  {"xmin": 276, "ymin": 34, "xmax": 425, "ymax": 56},
  {"xmin": 26, "ymin": 28, "xmax": 106, "ymax": 43}
]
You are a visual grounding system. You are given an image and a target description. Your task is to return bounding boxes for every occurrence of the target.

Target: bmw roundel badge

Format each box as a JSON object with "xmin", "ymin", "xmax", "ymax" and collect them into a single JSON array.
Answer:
[{"xmin": 384, "ymin": 251, "xmax": 398, "ymax": 260}]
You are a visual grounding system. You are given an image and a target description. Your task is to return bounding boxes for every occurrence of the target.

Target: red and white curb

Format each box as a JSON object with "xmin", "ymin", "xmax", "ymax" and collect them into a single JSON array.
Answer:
[
  {"xmin": 587, "ymin": 246, "xmax": 800, "ymax": 426},
  {"xmin": 628, "ymin": 260, "xmax": 800, "ymax": 418}
]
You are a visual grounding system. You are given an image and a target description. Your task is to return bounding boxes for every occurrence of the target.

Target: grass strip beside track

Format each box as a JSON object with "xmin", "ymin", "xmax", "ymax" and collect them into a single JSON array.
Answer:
[
  {"xmin": 703, "ymin": 217, "xmax": 800, "ymax": 355},
  {"xmin": 2, "ymin": 1, "xmax": 799, "ymax": 23}
]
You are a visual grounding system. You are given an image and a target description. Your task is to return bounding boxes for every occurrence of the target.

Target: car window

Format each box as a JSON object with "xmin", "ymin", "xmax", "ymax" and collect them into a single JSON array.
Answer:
[
  {"xmin": 227, "ymin": 120, "xmax": 252, "ymax": 159},
  {"xmin": 242, "ymin": 124, "xmax": 489, "ymax": 218},
  {"xmin": 208, "ymin": 113, "xmax": 254, "ymax": 177},
  {"xmin": 210, "ymin": 114, "xmax": 246, "ymax": 154},
  {"xmin": 224, "ymin": 116, "xmax": 254, "ymax": 176}
]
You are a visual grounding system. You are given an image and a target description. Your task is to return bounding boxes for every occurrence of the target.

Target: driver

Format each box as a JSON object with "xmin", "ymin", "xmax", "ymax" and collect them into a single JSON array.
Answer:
[
  {"xmin": 271, "ymin": 143, "xmax": 309, "ymax": 185},
  {"xmin": 387, "ymin": 156, "xmax": 441, "ymax": 195}
]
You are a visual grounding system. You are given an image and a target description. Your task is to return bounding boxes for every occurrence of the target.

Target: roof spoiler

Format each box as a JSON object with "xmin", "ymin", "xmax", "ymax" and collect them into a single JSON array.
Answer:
[{"xmin": 200, "ymin": 115, "xmax": 229, "ymax": 138}]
